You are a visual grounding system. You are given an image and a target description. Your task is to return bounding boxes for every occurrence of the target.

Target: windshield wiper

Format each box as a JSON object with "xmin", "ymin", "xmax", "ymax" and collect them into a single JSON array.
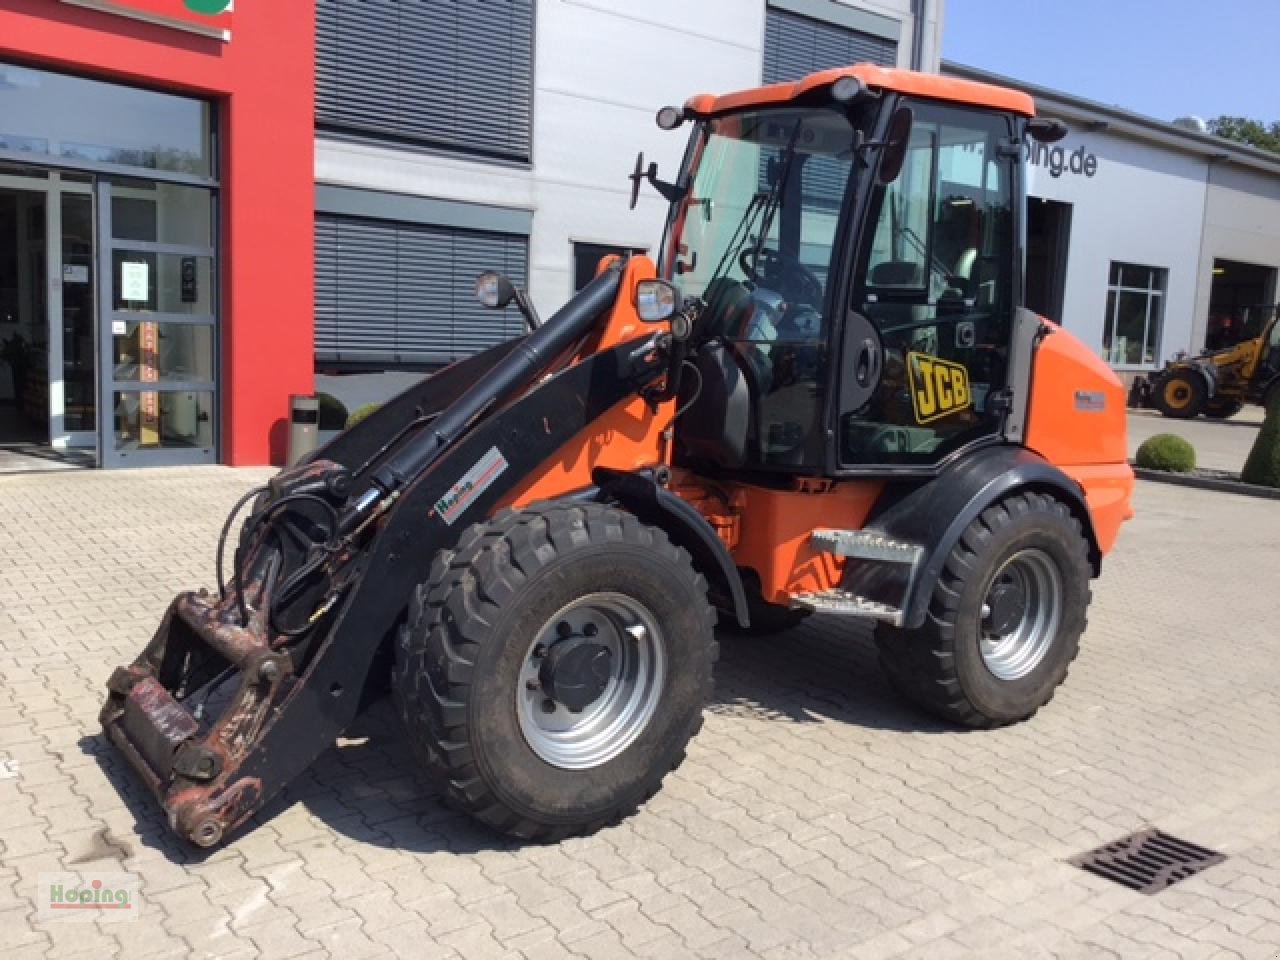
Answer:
[{"xmin": 744, "ymin": 119, "xmax": 805, "ymax": 282}]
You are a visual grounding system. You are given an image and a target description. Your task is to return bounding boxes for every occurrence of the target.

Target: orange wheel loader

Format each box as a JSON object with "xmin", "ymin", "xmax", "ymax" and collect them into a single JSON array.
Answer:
[{"xmin": 101, "ymin": 65, "xmax": 1135, "ymax": 847}]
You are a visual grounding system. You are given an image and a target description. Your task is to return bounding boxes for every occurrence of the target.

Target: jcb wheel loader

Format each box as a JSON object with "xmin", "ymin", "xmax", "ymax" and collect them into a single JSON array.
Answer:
[
  {"xmin": 101, "ymin": 65, "xmax": 1135, "ymax": 847},
  {"xmin": 1145, "ymin": 305, "xmax": 1280, "ymax": 419}
]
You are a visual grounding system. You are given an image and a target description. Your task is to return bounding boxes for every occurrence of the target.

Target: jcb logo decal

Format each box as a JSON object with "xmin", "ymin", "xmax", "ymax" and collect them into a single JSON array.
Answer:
[{"xmin": 907, "ymin": 352, "xmax": 971, "ymax": 424}]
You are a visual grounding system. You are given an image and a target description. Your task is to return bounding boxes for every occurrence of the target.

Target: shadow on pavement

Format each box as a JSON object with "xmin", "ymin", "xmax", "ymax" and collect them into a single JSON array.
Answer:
[{"xmin": 82, "ymin": 614, "xmax": 949, "ymax": 860}]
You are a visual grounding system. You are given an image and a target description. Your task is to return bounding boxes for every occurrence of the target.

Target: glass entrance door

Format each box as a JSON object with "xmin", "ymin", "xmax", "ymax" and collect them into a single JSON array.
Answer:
[
  {"xmin": 0, "ymin": 166, "xmax": 97, "ymax": 456},
  {"xmin": 58, "ymin": 187, "xmax": 97, "ymax": 449},
  {"xmin": 96, "ymin": 179, "xmax": 217, "ymax": 467}
]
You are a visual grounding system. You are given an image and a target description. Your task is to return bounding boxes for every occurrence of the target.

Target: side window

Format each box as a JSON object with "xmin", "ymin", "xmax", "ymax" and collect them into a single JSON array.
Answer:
[{"xmin": 842, "ymin": 103, "xmax": 1016, "ymax": 466}]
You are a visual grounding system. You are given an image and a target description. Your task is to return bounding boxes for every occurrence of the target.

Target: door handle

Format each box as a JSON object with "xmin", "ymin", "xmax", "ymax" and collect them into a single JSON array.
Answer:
[{"xmin": 856, "ymin": 338, "xmax": 881, "ymax": 388}]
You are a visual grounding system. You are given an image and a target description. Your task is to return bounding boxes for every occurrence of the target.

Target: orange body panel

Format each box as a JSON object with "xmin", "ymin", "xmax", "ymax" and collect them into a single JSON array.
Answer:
[
  {"xmin": 505, "ymin": 394, "xmax": 674, "ymax": 508},
  {"xmin": 686, "ymin": 64, "xmax": 1036, "ymax": 119},
  {"xmin": 504, "ymin": 256, "xmax": 674, "ymax": 508},
  {"xmin": 1025, "ymin": 322, "xmax": 1136, "ymax": 553},
  {"xmin": 727, "ymin": 480, "xmax": 884, "ymax": 604}
]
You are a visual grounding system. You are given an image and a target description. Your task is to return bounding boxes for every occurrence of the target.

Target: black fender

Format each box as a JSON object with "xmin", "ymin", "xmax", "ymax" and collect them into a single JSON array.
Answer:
[
  {"xmin": 592, "ymin": 467, "xmax": 751, "ymax": 629},
  {"xmin": 850, "ymin": 445, "xmax": 1101, "ymax": 630}
]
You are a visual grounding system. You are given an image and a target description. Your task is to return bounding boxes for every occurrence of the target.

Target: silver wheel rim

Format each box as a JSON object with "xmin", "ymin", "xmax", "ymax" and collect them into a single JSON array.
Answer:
[
  {"xmin": 517, "ymin": 592, "xmax": 666, "ymax": 770},
  {"xmin": 979, "ymin": 548, "xmax": 1063, "ymax": 681}
]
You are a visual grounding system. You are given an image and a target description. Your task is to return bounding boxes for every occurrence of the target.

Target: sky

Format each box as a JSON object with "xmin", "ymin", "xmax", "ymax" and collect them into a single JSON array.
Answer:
[{"xmin": 944, "ymin": 0, "xmax": 1280, "ymax": 124}]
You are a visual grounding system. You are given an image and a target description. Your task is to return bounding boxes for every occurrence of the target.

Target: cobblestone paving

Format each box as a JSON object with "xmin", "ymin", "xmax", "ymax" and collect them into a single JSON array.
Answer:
[{"xmin": 1, "ymin": 466, "xmax": 1278, "ymax": 959}]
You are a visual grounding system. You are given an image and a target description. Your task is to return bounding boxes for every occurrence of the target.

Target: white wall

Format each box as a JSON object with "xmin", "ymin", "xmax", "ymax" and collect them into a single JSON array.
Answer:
[
  {"xmin": 1026, "ymin": 128, "xmax": 1208, "ymax": 369},
  {"xmin": 1191, "ymin": 164, "xmax": 1280, "ymax": 349},
  {"xmin": 315, "ymin": 0, "xmax": 940, "ymax": 318}
]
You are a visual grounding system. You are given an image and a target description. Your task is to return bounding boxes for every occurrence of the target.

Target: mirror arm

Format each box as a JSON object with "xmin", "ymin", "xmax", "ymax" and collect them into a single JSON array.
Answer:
[
  {"xmin": 645, "ymin": 163, "xmax": 686, "ymax": 204},
  {"xmin": 513, "ymin": 289, "xmax": 542, "ymax": 332}
]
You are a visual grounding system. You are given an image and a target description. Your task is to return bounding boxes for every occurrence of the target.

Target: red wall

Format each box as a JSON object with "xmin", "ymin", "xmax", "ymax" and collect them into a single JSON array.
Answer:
[{"xmin": 0, "ymin": 1, "xmax": 315, "ymax": 465}]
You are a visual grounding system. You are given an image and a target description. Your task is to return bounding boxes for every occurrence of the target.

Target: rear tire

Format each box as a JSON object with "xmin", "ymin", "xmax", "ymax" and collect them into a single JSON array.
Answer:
[
  {"xmin": 393, "ymin": 502, "xmax": 716, "ymax": 840},
  {"xmin": 874, "ymin": 492, "xmax": 1091, "ymax": 728},
  {"xmin": 1203, "ymin": 398, "xmax": 1243, "ymax": 419},
  {"xmin": 1153, "ymin": 371, "xmax": 1206, "ymax": 419}
]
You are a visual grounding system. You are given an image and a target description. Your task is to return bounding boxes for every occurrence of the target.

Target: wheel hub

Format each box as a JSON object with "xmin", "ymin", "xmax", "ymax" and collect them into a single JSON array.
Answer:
[
  {"xmin": 539, "ymin": 637, "xmax": 613, "ymax": 711},
  {"xmin": 978, "ymin": 548, "xmax": 1064, "ymax": 682},
  {"xmin": 516, "ymin": 593, "xmax": 667, "ymax": 770},
  {"xmin": 984, "ymin": 578, "xmax": 1027, "ymax": 635}
]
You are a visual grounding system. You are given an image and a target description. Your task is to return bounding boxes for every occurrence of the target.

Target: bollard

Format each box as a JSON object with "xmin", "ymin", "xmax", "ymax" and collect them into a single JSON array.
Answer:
[{"xmin": 287, "ymin": 394, "xmax": 319, "ymax": 466}]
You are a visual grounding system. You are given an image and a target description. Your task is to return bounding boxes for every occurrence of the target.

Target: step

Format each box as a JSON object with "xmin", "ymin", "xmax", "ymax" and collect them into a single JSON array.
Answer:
[
  {"xmin": 790, "ymin": 590, "xmax": 905, "ymax": 626},
  {"xmin": 811, "ymin": 529, "xmax": 924, "ymax": 564}
]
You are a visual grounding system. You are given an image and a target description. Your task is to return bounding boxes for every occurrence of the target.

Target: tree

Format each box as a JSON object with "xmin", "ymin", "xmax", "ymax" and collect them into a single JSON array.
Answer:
[
  {"xmin": 1208, "ymin": 116, "xmax": 1280, "ymax": 155},
  {"xmin": 1241, "ymin": 393, "xmax": 1280, "ymax": 488}
]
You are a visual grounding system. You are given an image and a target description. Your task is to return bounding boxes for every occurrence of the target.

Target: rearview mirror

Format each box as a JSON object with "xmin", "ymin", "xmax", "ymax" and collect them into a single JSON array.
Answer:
[
  {"xmin": 475, "ymin": 271, "xmax": 542, "ymax": 331},
  {"xmin": 475, "ymin": 271, "xmax": 516, "ymax": 309},
  {"xmin": 1027, "ymin": 118, "xmax": 1068, "ymax": 143},
  {"xmin": 876, "ymin": 106, "xmax": 914, "ymax": 186},
  {"xmin": 635, "ymin": 279, "xmax": 678, "ymax": 322}
]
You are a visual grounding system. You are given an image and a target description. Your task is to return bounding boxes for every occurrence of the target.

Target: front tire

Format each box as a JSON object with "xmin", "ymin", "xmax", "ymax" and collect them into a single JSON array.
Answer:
[
  {"xmin": 393, "ymin": 503, "xmax": 716, "ymax": 840},
  {"xmin": 1153, "ymin": 371, "xmax": 1206, "ymax": 419},
  {"xmin": 874, "ymin": 492, "xmax": 1091, "ymax": 728}
]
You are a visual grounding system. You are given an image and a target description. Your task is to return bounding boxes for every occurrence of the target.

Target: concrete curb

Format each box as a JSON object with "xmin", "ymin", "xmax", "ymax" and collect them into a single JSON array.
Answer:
[{"xmin": 1132, "ymin": 465, "xmax": 1280, "ymax": 501}]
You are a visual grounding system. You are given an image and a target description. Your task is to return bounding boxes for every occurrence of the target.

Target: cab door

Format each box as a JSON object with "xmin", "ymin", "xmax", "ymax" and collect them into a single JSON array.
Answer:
[{"xmin": 837, "ymin": 101, "xmax": 1020, "ymax": 470}]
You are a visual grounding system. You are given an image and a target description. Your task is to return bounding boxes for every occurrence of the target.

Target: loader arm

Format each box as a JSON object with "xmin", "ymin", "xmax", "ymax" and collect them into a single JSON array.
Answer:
[{"xmin": 100, "ymin": 263, "xmax": 673, "ymax": 846}]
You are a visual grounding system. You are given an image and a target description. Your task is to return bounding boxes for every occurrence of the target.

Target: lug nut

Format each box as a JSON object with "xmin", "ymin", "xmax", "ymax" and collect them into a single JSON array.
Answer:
[
  {"xmin": 540, "ymin": 699, "xmax": 556, "ymax": 714},
  {"xmin": 556, "ymin": 621, "xmax": 573, "ymax": 637},
  {"xmin": 582, "ymin": 622, "xmax": 598, "ymax": 637}
]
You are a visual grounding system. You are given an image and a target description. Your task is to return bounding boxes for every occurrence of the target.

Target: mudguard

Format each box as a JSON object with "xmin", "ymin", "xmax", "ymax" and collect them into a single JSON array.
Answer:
[
  {"xmin": 593, "ymin": 467, "xmax": 751, "ymax": 628},
  {"xmin": 846, "ymin": 445, "xmax": 1101, "ymax": 630}
]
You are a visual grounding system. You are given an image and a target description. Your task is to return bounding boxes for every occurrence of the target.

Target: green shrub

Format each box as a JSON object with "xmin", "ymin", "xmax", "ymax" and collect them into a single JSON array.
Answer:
[
  {"xmin": 1134, "ymin": 433, "xmax": 1196, "ymax": 473},
  {"xmin": 316, "ymin": 392, "xmax": 348, "ymax": 430},
  {"xmin": 1241, "ymin": 393, "xmax": 1280, "ymax": 488},
  {"xmin": 346, "ymin": 403, "xmax": 382, "ymax": 429}
]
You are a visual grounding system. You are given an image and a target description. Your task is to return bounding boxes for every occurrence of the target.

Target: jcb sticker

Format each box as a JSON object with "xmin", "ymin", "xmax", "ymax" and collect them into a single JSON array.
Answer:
[{"xmin": 907, "ymin": 352, "xmax": 972, "ymax": 424}]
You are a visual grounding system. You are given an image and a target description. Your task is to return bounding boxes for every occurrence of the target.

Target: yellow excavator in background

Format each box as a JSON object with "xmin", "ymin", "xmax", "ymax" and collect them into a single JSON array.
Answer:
[{"xmin": 1145, "ymin": 305, "xmax": 1280, "ymax": 419}]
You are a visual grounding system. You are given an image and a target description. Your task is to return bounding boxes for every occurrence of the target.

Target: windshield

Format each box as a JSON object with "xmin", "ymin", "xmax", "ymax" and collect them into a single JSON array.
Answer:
[
  {"xmin": 660, "ymin": 105, "xmax": 861, "ymax": 470},
  {"xmin": 661, "ymin": 105, "xmax": 860, "ymax": 326}
]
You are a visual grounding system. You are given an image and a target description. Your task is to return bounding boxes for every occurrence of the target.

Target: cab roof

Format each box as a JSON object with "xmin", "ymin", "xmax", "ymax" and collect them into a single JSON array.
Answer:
[{"xmin": 685, "ymin": 64, "xmax": 1036, "ymax": 119}]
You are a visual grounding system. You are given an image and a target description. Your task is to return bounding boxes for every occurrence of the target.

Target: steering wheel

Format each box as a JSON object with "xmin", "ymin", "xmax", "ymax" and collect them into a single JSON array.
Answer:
[{"xmin": 739, "ymin": 247, "xmax": 824, "ymax": 308}]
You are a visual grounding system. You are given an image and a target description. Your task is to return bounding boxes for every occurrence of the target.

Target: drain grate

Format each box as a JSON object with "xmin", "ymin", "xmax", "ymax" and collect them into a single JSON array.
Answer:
[{"xmin": 1069, "ymin": 828, "xmax": 1225, "ymax": 894}]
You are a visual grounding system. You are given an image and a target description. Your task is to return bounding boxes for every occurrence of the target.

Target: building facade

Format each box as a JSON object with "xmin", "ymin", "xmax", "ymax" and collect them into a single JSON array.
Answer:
[
  {"xmin": 1, "ymin": 0, "xmax": 945, "ymax": 466},
  {"xmin": 313, "ymin": 0, "xmax": 947, "ymax": 413},
  {"xmin": 946, "ymin": 63, "xmax": 1280, "ymax": 380},
  {"xmin": 0, "ymin": 0, "xmax": 313, "ymax": 467}
]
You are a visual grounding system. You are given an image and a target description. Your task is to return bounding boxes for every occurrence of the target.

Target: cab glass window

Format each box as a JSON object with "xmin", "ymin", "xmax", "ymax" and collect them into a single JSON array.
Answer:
[
  {"xmin": 843, "ymin": 102, "xmax": 1016, "ymax": 466},
  {"xmin": 667, "ymin": 106, "xmax": 859, "ymax": 469}
]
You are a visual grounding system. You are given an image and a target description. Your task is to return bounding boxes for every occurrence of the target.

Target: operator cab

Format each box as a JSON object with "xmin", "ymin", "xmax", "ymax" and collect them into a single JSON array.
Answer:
[{"xmin": 663, "ymin": 74, "xmax": 1030, "ymax": 477}]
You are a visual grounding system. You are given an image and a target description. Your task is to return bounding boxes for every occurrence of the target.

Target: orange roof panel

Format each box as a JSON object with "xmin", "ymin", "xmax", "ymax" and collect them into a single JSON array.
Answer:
[{"xmin": 686, "ymin": 64, "xmax": 1036, "ymax": 118}]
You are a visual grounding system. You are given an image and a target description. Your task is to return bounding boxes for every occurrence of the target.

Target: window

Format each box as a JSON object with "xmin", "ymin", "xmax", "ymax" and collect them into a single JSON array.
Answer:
[
  {"xmin": 315, "ymin": 1, "xmax": 534, "ymax": 162},
  {"xmin": 573, "ymin": 243, "xmax": 647, "ymax": 292},
  {"xmin": 763, "ymin": 5, "xmax": 897, "ymax": 84},
  {"xmin": 315, "ymin": 214, "xmax": 529, "ymax": 370},
  {"xmin": 844, "ymin": 102, "xmax": 1017, "ymax": 466},
  {"xmin": 0, "ymin": 61, "xmax": 214, "ymax": 177},
  {"xmin": 1104, "ymin": 263, "xmax": 1166, "ymax": 368}
]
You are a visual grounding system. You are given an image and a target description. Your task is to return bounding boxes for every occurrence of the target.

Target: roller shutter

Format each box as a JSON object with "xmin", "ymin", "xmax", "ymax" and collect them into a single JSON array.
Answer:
[
  {"xmin": 315, "ymin": 214, "xmax": 529, "ymax": 368},
  {"xmin": 762, "ymin": 5, "xmax": 895, "ymax": 214},
  {"xmin": 315, "ymin": 0, "xmax": 534, "ymax": 162},
  {"xmin": 763, "ymin": 5, "xmax": 897, "ymax": 83}
]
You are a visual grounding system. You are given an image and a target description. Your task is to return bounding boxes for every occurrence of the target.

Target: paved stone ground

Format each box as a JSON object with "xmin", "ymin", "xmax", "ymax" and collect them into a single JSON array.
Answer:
[{"xmin": 2, "ymin": 466, "xmax": 1279, "ymax": 960}]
